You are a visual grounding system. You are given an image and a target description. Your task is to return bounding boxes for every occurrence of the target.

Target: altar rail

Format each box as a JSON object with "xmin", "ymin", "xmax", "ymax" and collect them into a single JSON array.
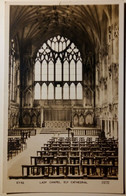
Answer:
[
  {"xmin": 72, "ymin": 128, "xmax": 101, "ymax": 136},
  {"xmin": 8, "ymin": 128, "xmax": 36, "ymax": 136}
]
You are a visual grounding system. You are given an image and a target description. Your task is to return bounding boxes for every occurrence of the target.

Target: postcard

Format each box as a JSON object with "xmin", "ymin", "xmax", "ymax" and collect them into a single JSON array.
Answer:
[{"xmin": 3, "ymin": 0, "xmax": 124, "ymax": 194}]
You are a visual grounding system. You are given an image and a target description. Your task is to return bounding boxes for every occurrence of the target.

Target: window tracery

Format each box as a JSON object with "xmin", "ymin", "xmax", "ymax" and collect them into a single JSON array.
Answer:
[{"xmin": 34, "ymin": 35, "xmax": 83, "ymax": 100}]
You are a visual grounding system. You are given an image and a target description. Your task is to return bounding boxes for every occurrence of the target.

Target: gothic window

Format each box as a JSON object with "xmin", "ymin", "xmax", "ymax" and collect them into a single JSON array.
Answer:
[
  {"xmin": 63, "ymin": 83, "xmax": 69, "ymax": 99},
  {"xmin": 42, "ymin": 83, "xmax": 47, "ymax": 99},
  {"xmin": 35, "ymin": 83, "xmax": 40, "ymax": 99},
  {"xmin": 56, "ymin": 58, "xmax": 62, "ymax": 81},
  {"xmin": 77, "ymin": 60, "xmax": 82, "ymax": 81},
  {"xmin": 70, "ymin": 60, "xmax": 75, "ymax": 81},
  {"xmin": 48, "ymin": 83, "xmax": 54, "ymax": 99},
  {"xmin": 77, "ymin": 83, "xmax": 83, "ymax": 99},
  {"xmin": 56, "ymin": 84, "xmax": 62, "ymax": 99},
  {"xmin": 70, "ymin": 83, "xmax": 76, "ymax": 99},
  {"xmin": 34, "ymin": 35, "xmax": 83, "ymax": 100},
  {"xmin": 48, "ymin": 61, "xmax": 54, "ymax": 81},
  {"xmin": 63, "ymin": 61, "xmax": 69, "ymax": 81},
  {"xmin": 42, "ymin": 60, "xmax": 47, "ymax": 81},
  {"xmin": 35, "ymin": 60, "xmax": 40, "ymax": 81}
]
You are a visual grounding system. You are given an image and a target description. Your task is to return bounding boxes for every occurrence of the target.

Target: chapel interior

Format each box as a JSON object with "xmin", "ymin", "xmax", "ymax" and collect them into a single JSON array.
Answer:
[{"xmin": 8, "ymin": 5, "xmax": 119, "ymax": 179}]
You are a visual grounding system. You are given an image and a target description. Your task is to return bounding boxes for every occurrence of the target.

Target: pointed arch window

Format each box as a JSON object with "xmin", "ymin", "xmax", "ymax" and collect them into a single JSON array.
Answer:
[
  {"xmin": 56, "ymin": 84, "xmax": 62, "ymax": 99},
  {"xmin": 63, "ymin": 61, "xmax": 69, "ymax": 81},
  {"xmin": 70, "ymin": 83, "xmax": 76, "ymax": 99},
  {"xmin": 35, "ymin": 83, "xmax": 40, "ymax": 99},
  {"xmin": 42, "ymin": 83, "xmax": 47, "ymax": 99},
  {"xmin": 63, "ymin": 42, "xmax": 66, "ymax": 50},
  {"xmin": 70, "ymin": 60, "xmax": 75, "ymax": 81},
  {"xmin": 48, "ymin": 83, "xmax": 54, "ymax": 99},
  {"xmin": 63, "ymin": 83, "xmax": 69, "ymax": 99},
  {"xmin": 55, "ymin": 41, "xmax": 58, "ymax": 51},
  {"xmin": 35, "ymin": 60, "xmax": 40, "ymax": 81},
  {"xmin": 77, "ymin": 60, "xmax": 82, "ymax": 81},
  {"xmin": 48, "ymin": 61, "xmax": 54, "ymax": 81},
  {"xmin": 34, "ymin": 35, "xmax": 83, "ymax": 100},
  {"xmin": 51, "ymin": 41, "xmax": 55, "ymax": 51},
  {"xmin": 42, "ymin": 60, "xmax": 47, "ymax": 81},
  {"xmin": 56, "ymin": 58, "xmax": 62, "ymax": 81},
  {"xmin": 77, "ymin": 83, "xmax": 82, "ymax": 99}
]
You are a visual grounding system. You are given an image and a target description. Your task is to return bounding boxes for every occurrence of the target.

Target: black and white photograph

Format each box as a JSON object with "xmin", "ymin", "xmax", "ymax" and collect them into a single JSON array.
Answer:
[{"xmin": 3, "ymin": 1, "xmax": 124, "ymax": 194}]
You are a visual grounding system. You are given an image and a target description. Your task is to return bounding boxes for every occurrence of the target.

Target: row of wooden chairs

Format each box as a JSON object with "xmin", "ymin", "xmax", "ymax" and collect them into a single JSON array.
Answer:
[
  {"xmin": 8, "ymin": 132, "xmax": 29, "ymax": 160},
  {"xmin": 8, "ymin": 138, "xmax": 25, "ymax": 160},
  {"xmin": 47, "ymin": 136, "xmax": 118, "ymax": 146},
  {"xmin": 20, "ymin": 136, "xmax": 118, "ymax": 179},
  {"xmin": 8, "ymin": 128, "xmax": 36, "ymax": 136},
  {"xmin": 8, "ymin": 128, "xmax": 37, "ymax": 160}
]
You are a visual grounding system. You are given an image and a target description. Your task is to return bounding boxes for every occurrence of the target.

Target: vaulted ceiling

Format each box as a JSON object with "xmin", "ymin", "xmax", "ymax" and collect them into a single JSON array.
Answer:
[{"xmin": 10, "ymin": 5, "xmax": 117, "ymax": 58}]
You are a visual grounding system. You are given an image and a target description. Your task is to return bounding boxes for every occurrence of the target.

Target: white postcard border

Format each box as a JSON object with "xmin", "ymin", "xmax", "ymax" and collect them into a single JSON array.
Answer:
[{"xmin": 2, "ymin": 0, "xmax": 125, "ymax": 194}]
